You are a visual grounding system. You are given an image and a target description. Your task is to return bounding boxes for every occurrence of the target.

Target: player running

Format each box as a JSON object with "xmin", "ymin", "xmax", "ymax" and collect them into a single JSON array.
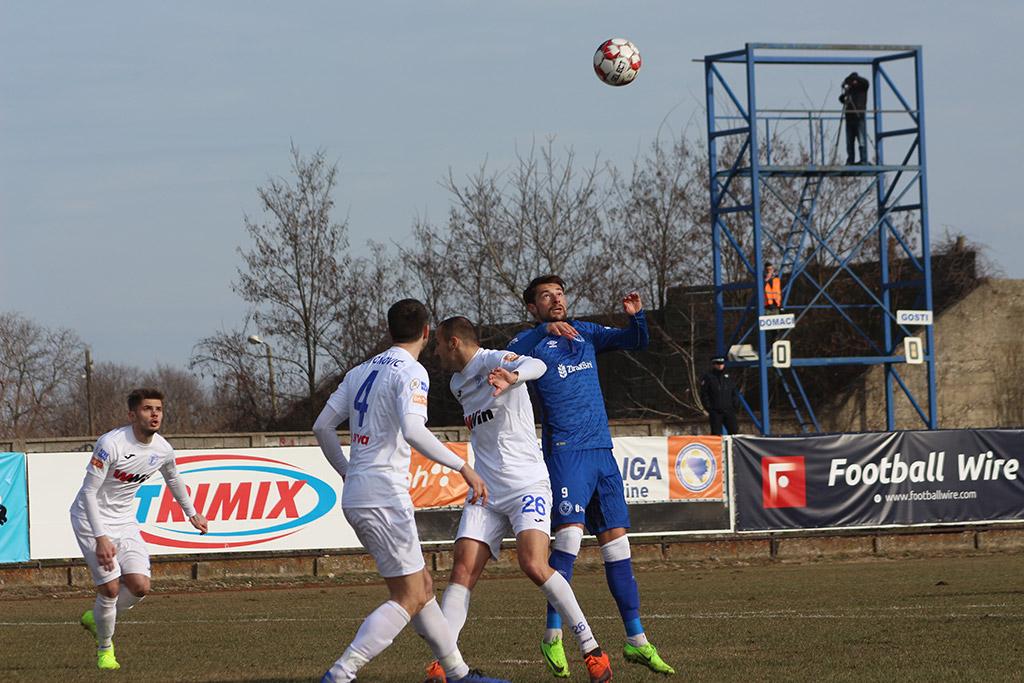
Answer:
[
  {"xmin": 71, "ymin": 388, "xmax": 208, "ymax": 671},
  {"xmin": 427, "ymin": 316, "xmax": 612, "ymax": 683},
  {"xmin": 313, "ymin": 299, "xmax": 508, "ymax": 683},
  {"xmin": 507, "ymin": 275, "xmax": 676, "ymax": 677}
]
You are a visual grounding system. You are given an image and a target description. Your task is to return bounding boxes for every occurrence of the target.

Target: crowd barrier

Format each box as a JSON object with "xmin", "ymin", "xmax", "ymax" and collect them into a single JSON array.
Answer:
[{"xmin": 1, "ymin": 429, "xmax": 1021, "ymax": 564}]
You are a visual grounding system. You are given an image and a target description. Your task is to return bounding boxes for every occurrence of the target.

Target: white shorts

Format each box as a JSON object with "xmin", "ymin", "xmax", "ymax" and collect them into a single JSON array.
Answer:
[
  {"xmin": 456, "ymin": 479, "xmax": 552, "ymax": 559},
  {"xmin": 344, "ymin": 505, "xmax": 425, "ymax": 578},
  {"xmin": 71, "ymin": 516, "xmax": 151, "ymax": 586}
]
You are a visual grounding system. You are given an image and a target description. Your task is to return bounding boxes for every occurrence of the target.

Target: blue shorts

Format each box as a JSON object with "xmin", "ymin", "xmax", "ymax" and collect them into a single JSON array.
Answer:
[{"xmin": 546, "ymin": 448, "xmax": 631, "ymax": 534}]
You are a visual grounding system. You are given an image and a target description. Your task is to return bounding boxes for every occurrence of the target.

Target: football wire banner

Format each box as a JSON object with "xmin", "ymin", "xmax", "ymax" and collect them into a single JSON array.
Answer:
[
  {"xmin": 733, "ymin": 430, "xmax": 1024, "ymax": 531},
  {"xmin": 0, "ymin": 452, "xmax": 30, "ymax": 563}
]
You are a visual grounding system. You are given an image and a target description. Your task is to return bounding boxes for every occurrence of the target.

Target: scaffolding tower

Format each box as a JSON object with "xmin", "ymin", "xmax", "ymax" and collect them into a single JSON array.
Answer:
[{"xmin": 704, "ymin": 43, "xmax": 936, "ymax": 435}]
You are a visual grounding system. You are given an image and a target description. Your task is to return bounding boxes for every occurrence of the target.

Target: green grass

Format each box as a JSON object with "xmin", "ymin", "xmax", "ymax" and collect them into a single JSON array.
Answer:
[{"xmin": 1, "ymin": 554, "xmax": 1023, "ymax": 681}]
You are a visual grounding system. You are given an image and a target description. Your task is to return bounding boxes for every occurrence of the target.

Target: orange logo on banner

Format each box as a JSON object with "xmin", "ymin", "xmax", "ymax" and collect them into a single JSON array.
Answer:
[
  {"xmin": 408, "ymin": 443, "xmax": 469, "ymax": 508},
  {"xmin": 667, "ymin": 436, "xmax": 724, "ymax": 501}
]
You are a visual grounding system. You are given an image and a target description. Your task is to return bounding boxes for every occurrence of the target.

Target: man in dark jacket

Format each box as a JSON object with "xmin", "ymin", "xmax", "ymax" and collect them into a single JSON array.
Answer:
[
  {"xmin": 839, "ymin": 71, "xmax": 870, "ymax": 165},
  {"xmin": 699, "ymin": 356, "xmax": 741, "ymax": 435}
]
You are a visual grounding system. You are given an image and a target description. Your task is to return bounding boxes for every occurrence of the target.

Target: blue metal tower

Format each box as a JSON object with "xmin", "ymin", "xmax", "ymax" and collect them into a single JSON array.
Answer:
[{"xmin": 704, "ymin": 44, "xmax": 936, "ymax": 435}]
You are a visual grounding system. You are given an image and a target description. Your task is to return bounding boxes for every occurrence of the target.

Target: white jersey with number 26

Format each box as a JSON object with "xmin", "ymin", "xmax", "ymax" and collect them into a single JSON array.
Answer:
[
  {"xmin": 450, "ymin": 348, "xmax": 549, "ymax": 501},
  {"xmin": 326, "ymin": 346, "xmax": 429, "ymax": 509}
]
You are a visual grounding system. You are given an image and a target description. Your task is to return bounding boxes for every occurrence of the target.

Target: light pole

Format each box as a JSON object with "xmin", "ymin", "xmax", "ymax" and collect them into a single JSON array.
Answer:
[
  {"xmin": 247, "ymin": 335, "xmax": 277, "ymax": 421},
  {"xmin": 84, "ymin": 347, "xmax": 95, "ymax": 436}
]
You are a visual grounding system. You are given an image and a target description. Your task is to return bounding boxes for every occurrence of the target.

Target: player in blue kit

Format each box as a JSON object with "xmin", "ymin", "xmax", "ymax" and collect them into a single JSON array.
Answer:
[{"xmin": 507, "ymin": 274, "xmax": 675, "ymax": 677}]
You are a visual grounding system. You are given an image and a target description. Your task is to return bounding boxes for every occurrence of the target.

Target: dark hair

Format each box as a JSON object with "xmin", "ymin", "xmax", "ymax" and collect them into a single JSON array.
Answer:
[
  {"xmin": 387, "ymin": 299, "xmax": 430, "ymax": 343},
  {"xmin": 128, "ymin": 388, "xmax": 164, "ymax": 412},
  {"xmin": 522, "ymin": 274, "xmax": 565, "ymax": 306},
  {"xmin": 437, "ymin": 316, "xmax": 479, "ymax": 345}
]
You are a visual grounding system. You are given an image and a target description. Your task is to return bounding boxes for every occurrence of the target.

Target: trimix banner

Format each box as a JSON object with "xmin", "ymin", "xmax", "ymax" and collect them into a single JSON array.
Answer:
[
  {"xmin": 0, "ymin": 452, "xmax": 29, "ymax": 563},
  {"xmin": 732, "ymin": 430, "xmax": 1024, "ymax": 531}
]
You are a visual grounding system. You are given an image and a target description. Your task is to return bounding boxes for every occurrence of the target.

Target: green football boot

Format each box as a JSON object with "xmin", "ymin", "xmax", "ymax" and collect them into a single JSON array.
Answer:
[
  {"xmin": 540, "ymin": 636, "xmax": 570, "ymax": 678},
  {"xmin": 80, "ymin": 609, "xmax": 97, "ymax": 641},
  {"xmin": 96, "ymin": 644, "xmax": 120, "ymax": 671},
  {"xmin": 623, "ymin": 642, "xmax": 675, "ymax": 675}
]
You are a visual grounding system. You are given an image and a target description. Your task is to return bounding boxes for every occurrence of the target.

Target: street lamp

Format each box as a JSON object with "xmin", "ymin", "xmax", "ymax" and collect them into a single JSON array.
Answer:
[
  {"xmin": 84, "ymin": 347, "xmax": 95, "ymax": 436},
  {"xmin": 247, "ymin": 335, "xmax": 278, "ymax": 421}
]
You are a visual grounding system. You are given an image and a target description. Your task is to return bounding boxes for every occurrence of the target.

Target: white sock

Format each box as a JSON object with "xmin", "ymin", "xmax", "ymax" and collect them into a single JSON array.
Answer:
[
  {"xmin": 540, "ymin": 572, "xmax": 598, "ymax": 655},
  {"xmin": 627, "ymin": 632, "xmax": 649, "ymax": 647},
  {"xmin": 94, "ymin": 594, "xmax": 117, "ymax": 649},
  {"xmin": 328, "ymin": 600, "xmax": 409, "ymax": 682},
  {"xmin": 440, "ymin": 583, "xmax": 472, "ymax": 643},
  {"xmin": 411, "ymin": 598, "xmax": 469, "ymax": 680},
  {"xmin": 116, "ymin": 590, "xmax": 143, "ymax": 613}
]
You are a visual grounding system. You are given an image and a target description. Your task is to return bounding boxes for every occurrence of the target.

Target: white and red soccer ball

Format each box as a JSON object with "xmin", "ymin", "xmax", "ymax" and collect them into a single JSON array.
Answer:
[{"xmin": 593, "ymin": 38, "xmax": 641, "ymax": 86}]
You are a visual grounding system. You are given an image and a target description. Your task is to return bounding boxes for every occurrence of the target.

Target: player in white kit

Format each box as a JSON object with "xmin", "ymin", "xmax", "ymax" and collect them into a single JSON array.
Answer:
[
  {"xmin": 313, "ymin": 299, "xmax": 509, "ymax": 683},
  {"xmin": 430, "ymin": 317, "xmax": 612, "ymax": 683},
  {"xmin": 70, "ymin": 388, "xmax": 208, "ymax": 671}
]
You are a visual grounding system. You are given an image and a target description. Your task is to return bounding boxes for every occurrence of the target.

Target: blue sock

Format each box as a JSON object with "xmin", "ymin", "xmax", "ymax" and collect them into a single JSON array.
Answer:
[
  {"xmin": 546, "ymin": 549, "xmax": 576, "ymax": 630},
  {"xmin": 604, "ymin": 557, "xmax": 643, "ymax": 637}
]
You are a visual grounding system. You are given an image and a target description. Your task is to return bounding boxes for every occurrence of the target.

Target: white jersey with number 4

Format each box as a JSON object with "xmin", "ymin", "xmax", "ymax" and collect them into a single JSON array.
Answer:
[
  {"xmin": 450, "ymin": 348, "xmax": 548, "ymax": 501},
  {"xmin": 326, "ymin": 346, "xmax": 431, "ymax": 509}
]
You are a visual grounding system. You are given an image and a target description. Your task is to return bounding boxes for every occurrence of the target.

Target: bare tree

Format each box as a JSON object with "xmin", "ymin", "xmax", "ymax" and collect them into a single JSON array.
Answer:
[
  {"xmin": 0, "ymin": 313, "xmax": 82, "ymax": 438},
  {"xmin": 234, "ymin": 145, "xmax": 351, "ymax": 416},
  {"xmin": 190, "ymin": 322, "xmax": 272, "ymax": 432}
]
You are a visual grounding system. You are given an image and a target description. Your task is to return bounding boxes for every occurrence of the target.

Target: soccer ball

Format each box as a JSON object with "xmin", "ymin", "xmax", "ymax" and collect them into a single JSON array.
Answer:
[{"xmin": 593, "ymin": 38, "xmax": 641, "ymax": 86}]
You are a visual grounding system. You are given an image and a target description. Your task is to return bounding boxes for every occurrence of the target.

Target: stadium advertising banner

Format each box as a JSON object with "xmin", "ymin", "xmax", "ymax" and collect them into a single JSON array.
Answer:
[
  {"xmin": 0, "ymin": 452, "xmax": 30, "ymax": 563},
  {"xmin": 409, "ymin": 443, "xmax": 470, "ymax": 508},
  {"xmin": 732, "ymin": 430, "xmax": 1024, "ymax": 531},
  {"xmin": 27, "ymin": 448, "xmax": 360, "ymax": 560}
]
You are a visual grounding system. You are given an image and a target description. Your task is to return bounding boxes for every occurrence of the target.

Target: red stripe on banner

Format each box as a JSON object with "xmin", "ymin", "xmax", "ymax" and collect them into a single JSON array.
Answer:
[{"xmin": 140, "ymin": 530, "xmax": 298, "ymax": 549}]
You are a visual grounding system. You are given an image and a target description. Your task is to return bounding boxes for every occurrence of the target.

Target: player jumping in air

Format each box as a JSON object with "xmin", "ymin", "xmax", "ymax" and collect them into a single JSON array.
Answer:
[
  {"xmin": 312, "ymin": 299, "xmax": 508, "ymax": 683},
  {"xmin": 70, "ymin": 388, "xmax": 208, "ymax": 671},
  {"xmin": 507, "ymin": 275, "xmax": 676, "ymax": 677},
  {"xmin": 428, "ymin": 316, "xmax": 612, "ymax": 682}
]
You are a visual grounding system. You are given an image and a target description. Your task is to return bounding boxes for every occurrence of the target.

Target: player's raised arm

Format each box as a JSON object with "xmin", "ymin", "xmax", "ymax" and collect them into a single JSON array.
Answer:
[
  {"xmin": 313, "ymin": 375, "xmax": 352, "ymax": 478},
  {"xmin": 588, "ymin": 291, "xmax": 650, "ymax": 353},
  {"xmin": 159, "ymin": 457, "xmax": 206, "ymax": 534},
  {"xmin": 488, "ymin": 353, "xmax": 547, "ymax": 397}
]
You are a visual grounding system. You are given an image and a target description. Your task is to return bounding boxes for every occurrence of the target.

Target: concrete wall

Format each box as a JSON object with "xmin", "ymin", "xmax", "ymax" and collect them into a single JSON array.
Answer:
[{"xmin": 824, "ymin": 279, "xmax": 1024, "ymax": 432}]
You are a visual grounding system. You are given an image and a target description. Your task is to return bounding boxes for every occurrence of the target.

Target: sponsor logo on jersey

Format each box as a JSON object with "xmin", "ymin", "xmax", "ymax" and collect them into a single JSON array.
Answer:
[
  {"xmin": 412, "ymin": 392, "xmax": 428, "ymax": 406},
  {"xmin": 464, "ymin": 408, "xmax": 494, "ymax": 431},
  {"xmin": 90, "ymin": 457, "xmax": 105, "ymax": 469},
  {"xmin": 351, "ymin": 432, "xmax": 371, "ymax": 445},
  {"xmin": 410, "ymin": 379, "xmax": 428, "ymax": 391},
  {"xmin": 503, "ymin": 353, "xmax": 520, "ymax": 362},
  {"xmin": 97, "ymin": 449, "xmax": 111, "ymax": 462},
  {"xmin": 114, "ymin": 469, "xmax": 153, "ymax": 484},
  {"xmin": 133, "ymin": 453, "xmax": 337, "ymax": 550},
  {"xmin": 546, "ymin": 340, "xmax": 559, "ymax": 348},
  {"xmin": 124, "ymin": 453, "xmax": 136, "ymax": 460},
  {"xmin": 556, "ymin": 360, "xmax": 594, "ymax": 379}
]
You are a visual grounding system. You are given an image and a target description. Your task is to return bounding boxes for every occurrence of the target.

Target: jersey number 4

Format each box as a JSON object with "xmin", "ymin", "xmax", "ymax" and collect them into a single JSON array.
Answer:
[{"xmin": 353, "ymin": 371, "xmax": 379, "ymax": 428}]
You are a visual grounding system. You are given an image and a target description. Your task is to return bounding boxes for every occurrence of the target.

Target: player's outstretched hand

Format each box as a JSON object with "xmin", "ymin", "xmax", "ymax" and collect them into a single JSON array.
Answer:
[
  {"xmin": 189, "ymin": 513, "xmax": 209, "ymax": 535},
  {"xmin": 545, "ymin": 321, "xmax": 578, "ymax": 339},
  {"xmin": 95, "ymin": 536, "xmax": 116, "ymax": 571},
  {"xmin": 488, "ymin": 367, "xmax": 519, "ymax": 397},
  {"xmin": 460, "ymin": 464, "xmax": 489, "ymax": 506},
  {"xmin": 623, "ymin": 291, "xmax": 643, "ymax": 315}
]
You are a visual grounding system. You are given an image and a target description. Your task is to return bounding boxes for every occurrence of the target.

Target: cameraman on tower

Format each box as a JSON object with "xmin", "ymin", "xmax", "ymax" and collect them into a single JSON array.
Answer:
[{"xmin": 839, "ymin": 71, "xmax": 870, "ymax": 165}]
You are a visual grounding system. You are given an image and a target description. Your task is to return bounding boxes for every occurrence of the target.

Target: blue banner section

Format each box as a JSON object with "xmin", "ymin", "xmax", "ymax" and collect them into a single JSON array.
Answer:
[
  {"xmin": 733, "ymin": 430, "xmax": 1024, "ymax": 531},
  {"xmin": 0, "ymin": 452, "xmax": 30, "ymax": 563}
]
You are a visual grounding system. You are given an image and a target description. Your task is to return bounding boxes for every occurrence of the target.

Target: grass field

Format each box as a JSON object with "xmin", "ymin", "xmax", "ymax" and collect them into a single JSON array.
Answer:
[{"xmin": 2, "ymin": 554, "xmax": 1023, "ymax": 682}]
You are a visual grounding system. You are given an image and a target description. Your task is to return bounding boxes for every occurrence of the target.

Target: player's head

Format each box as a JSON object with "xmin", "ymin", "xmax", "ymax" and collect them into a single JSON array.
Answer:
[
  {"xmin": 523, "ymin": 274, "xmax": 567, "ymax": 323},
  {"xmin": 128, "ymin": 388, "xmax": 164, "ymax": 436},
  {"xmin": 388, "ymin": 299, "xmax": 431, "ymax": 345},
  {"xmin": 434, "ymin": 316, "xmax": 480, "ymax": 372}
]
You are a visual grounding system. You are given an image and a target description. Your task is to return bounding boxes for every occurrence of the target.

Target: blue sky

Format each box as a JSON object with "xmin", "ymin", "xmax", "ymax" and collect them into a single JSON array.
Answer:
[{"xmin": 2, "ymin": 1, "xmax": 1020, "ymax": 369}]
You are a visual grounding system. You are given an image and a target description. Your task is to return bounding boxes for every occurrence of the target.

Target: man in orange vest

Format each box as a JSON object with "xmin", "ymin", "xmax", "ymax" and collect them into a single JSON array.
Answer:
[{"xmin": 763, "ymin": 263, "xmax": 782, "ymax": 314}]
